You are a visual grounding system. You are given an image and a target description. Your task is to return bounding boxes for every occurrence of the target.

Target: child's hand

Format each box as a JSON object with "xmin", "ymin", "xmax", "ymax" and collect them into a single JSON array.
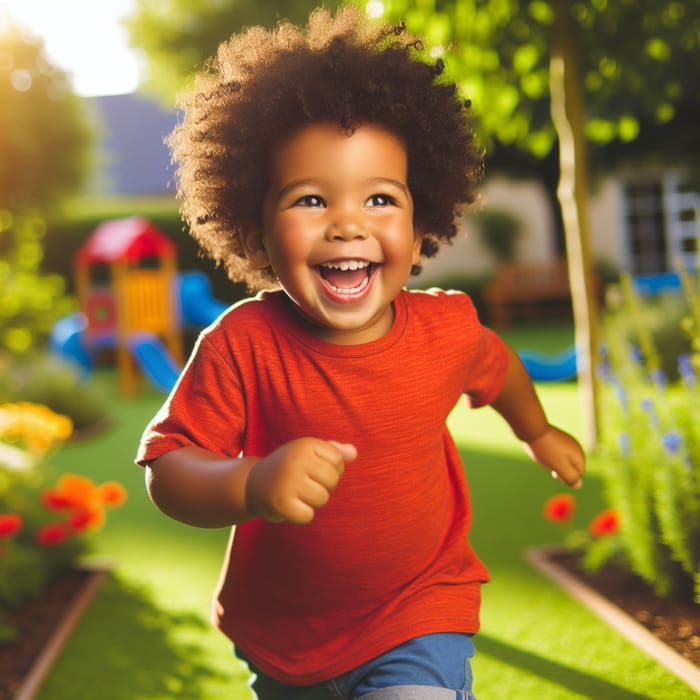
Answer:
[
  {"xmin": 523, "ymin": 425, "xmax": 585, "ymax": 489},
  {"xmin": 245, "ymin": 438, "xmax": 357, "ymax": 524}
]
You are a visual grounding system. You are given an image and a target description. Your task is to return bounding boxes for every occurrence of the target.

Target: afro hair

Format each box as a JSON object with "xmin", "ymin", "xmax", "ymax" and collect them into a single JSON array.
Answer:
[{"xmin": 169, "ymin": 5, "xmax": 484, "ymax": 291}]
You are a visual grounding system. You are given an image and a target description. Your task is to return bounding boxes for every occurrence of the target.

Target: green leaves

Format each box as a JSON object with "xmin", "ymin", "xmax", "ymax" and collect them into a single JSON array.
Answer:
[{"xmin": 0, "ymin": 20, "xmax": 94, "ymax": 212}]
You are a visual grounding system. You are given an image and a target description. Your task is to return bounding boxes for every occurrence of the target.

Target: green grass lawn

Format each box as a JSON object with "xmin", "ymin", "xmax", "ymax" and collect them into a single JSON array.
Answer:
[{"xmin": 37, "ymin": 350, "xmax": 694, "ymax": 699}]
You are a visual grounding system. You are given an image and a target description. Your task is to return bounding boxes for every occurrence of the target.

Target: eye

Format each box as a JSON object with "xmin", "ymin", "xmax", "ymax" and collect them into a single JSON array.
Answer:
[
  {"xmin": 294, "ymin": 194, "xmax": 325, "ymax": 208},
  {"xmin": 365, "ymin": 193, "xmax": 396, "ymax": 207}
]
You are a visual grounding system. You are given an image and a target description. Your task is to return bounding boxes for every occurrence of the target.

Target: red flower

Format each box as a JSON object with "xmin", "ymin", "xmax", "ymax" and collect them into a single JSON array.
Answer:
[
  {"xmin": 543, "ymin": 494, "xmax": 576, "ymax": 524},
  {"xmin": 0, "ymin": 514, "xmax": 23, "ymax": 538},
  {"xmin": 589, "ymin": 509, "xmax": 620, "ymax": 537},
  {"xmin": 35, "ymin": 522, "xmax": 71, "ymax": 546},
  {"xmin": 68, "ymin": 506, "xmax": 105, "ymax": 532},
  {"xmin": 41, "ymin": 489, "xmax": 74, "ymax": 512},
  {"xmin": 96, "ymin": 481, "xmax": 127, "ymax": 508}
]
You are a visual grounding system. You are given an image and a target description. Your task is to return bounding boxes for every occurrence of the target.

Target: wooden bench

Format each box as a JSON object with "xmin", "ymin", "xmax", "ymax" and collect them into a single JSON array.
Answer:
[{"xmin": 483, "ymin": 259, "xmax": 573, "ymax": 328}]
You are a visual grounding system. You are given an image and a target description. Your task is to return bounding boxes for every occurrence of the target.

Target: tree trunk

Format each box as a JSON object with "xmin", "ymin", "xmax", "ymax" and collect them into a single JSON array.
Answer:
[{"xmin": 549, "ymin": 0, "xmax": 600, "ymax": 449}]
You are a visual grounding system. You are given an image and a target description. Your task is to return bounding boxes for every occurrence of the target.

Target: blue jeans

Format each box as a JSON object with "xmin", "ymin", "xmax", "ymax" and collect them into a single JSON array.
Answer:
[{"xmin": 236, "ymin": 633, "xmax": 477, "ymax": 699}]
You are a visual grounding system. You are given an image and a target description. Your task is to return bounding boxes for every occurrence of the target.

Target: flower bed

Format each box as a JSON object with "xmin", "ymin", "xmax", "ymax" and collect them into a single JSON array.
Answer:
[{"xmin": 0, "ymin": 403, "xmax": 126, "ymax": 653}]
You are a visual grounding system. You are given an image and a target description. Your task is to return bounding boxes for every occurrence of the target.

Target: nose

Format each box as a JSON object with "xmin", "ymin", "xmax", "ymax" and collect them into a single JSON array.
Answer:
[{"xmin": 325, "ymin": 213, "xmax": 368, "ymax": 241}]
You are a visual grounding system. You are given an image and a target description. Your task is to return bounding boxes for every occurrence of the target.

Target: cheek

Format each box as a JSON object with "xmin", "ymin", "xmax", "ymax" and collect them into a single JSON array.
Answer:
[{"xmin": 266, "ymin": 219, "xmax": 315, "ymax": 268}]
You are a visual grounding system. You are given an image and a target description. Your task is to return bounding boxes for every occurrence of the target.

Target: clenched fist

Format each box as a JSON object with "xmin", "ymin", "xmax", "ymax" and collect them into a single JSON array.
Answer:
[{"xmin": 245, "ymin": 437, "xmax": 357, "ymax": 524}]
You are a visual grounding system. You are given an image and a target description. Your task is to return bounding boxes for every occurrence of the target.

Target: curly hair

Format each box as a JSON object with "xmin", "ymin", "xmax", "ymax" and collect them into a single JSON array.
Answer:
[{"xmin": 169, "ymin": 5, "xmax": 484, "ymax": 291}]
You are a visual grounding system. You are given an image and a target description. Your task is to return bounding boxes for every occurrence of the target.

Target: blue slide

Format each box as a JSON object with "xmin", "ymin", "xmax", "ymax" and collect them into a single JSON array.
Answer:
[
  {"xmin": 179, "ymin": 270, "xmax": 229, "ymax": 327},
  {"xmin": 127, "ymin": 333, "xmax": 182, "ymax": 393},
  {"xmin": 49, "ymin": 312, "xmax": 93, "ymax": 374},
  {"xmin": 518, "ymin": 346, "xmax": 578, "ymax": 382}
]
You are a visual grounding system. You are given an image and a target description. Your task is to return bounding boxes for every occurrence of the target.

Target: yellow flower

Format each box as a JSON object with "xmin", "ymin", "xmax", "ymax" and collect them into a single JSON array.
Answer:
[{"xmin": 0, "ymin": 403, "xmax": 73, "ymax": 455}]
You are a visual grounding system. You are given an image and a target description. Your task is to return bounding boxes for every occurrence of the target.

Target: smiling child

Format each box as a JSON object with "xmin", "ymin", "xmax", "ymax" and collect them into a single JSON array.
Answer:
[{"xmin": 136, "ymin": 7, "xmax": 585, "ymax": 699}]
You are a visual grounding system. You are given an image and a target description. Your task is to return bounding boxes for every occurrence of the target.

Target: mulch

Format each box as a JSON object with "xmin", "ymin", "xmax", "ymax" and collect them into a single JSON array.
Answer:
[
  {"xmin": 0, "ymin": 570, "xmax": 93, "ymax": 700},
  {"xmin": 549, "ymin": 549, "xmax": 700, "ymax": 667}
]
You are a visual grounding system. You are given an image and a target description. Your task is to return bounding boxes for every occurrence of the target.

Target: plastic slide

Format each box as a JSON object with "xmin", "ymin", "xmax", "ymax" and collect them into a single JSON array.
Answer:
[
  {"xmin": 127, "ymin": 333, "xmax": 182, "ymax": 393},
  {"xmin": 633, "ymin": 272, "xmax": 681, "ymax": 296},
  {"xmin": 518, "ymin": 345, "xmax": 578, "ymax": 382},
  {"xmin": 179, "ymin": 270, "xmax": 229, "ymax": 327},
  {"xmin": 49, "ymin": 312, "xmax": 93, "ymax": 374}
]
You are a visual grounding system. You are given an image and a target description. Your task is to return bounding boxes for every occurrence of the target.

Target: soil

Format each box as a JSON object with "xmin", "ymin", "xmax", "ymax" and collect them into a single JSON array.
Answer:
[
  {"xmin": 0, "ymin": 570, "xmax": 92, "ymax": 700},
  {"xmin": 549, "ymin": 549, "xmax": 700, "ymax": 667},
  {"xmin": 0, "ymin": 559, "xmax": 698, "ymax": 699}
]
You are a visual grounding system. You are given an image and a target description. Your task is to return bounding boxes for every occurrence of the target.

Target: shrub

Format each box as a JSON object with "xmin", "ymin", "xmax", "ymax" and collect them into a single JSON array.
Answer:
[
  {"xmin": 0, "ymin": 211, "xmax": 76, "ymax": 355},
  {"xmin": 0, "ymin": 353, "xmax": 110, "ymax": 433},
  {"xmin": 0, "ymin": 403, "xmax": 126, "ymax": 640},
  {"xmin": 590, "ymin": 270, "xmax": 699, "ymax": 602}
]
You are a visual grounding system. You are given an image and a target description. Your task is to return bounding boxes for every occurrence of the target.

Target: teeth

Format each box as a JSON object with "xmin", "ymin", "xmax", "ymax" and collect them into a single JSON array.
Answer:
[{"xmin": 320, "ymin": 260, "xmax": 370, "ymax": 271}]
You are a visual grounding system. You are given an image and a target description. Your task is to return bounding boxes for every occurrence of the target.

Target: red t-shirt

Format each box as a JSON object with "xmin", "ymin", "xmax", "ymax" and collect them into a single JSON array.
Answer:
[{"xmin": 136, "ymin": 288, "xmax": 508, "ymax": 685}]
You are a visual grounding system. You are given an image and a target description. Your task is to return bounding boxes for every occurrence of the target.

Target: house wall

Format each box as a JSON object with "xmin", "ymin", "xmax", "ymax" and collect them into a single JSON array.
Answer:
[
  {"xmin": 415, "ymin": 176, "xmax": 558, "ymax": 286},
  {"xmin": 588, "ymin": 177, "xmax": 628, "ymax": 270}
]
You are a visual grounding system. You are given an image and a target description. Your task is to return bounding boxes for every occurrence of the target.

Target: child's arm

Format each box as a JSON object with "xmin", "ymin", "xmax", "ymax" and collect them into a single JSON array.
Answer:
[
  {"xmin": 145, "ymin": 438, "xmax": 357, "ymax": 528},
  {"xmin": 489, "ymin": 345, "xmax": 585, "ymax": 489}
]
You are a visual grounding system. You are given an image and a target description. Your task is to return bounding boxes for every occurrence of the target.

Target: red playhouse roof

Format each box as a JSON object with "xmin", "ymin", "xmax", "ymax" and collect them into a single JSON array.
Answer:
[{"xmin": 75, "ymin": 216, "xmax": 176, "ymax": 266}]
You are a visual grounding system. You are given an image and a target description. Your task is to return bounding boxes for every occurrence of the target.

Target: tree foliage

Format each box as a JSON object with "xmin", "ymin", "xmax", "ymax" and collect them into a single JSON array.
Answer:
[
  {"xmin": 0, "ymin": 19, "xmax": 94, "ymax": 212},
  {"xmin": 125, "ymin": 0, "xmax": 344, "ymax": 105},
  {"xmin": 377, "ymin": 0, "xmax": 699, "ymax": 175}
]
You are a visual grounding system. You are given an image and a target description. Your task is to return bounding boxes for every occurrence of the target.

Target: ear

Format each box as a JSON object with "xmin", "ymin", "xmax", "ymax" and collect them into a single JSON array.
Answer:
[
  {"xmin": 242, "ymin": 230, "xmax": 270, "ymax": 270},
  {"xmin": 411, "ymin": 229, "xmax": 424, "ymax": 266}
]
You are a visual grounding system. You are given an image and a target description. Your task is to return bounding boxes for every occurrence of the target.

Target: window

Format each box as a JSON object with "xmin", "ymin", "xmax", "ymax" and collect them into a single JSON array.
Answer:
[{"xmin": 622, "ymin": 173, "xmax": 699, "ymax": 275}]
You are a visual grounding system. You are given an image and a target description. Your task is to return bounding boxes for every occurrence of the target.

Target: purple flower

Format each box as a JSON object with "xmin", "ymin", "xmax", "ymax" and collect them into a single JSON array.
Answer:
[
  {"xmin": 650, "ymin": 368, "xmax": 666, "ymax": 388},
  {"xmin": 641, "ymin": 398, "xmax": 659, "ymax": 427},
  {"xmin": 662, "ymin": 431, "xmax": 683, "ymax": 455},
  {"xmin": 678, "ymin": 355, "xmax": 696, "ymax": 385}
]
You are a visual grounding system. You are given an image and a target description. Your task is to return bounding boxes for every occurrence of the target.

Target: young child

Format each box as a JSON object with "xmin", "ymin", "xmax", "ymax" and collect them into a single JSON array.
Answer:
[{"xmin": 136, "ymin": 7, "xmax": 585, "ymax": 699}]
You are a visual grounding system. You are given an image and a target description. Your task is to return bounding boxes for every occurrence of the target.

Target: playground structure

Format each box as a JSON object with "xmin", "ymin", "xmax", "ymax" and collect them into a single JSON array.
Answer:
[{"xmin": 52, "ymin": 217, "xmax": 228, "ymax": 395}]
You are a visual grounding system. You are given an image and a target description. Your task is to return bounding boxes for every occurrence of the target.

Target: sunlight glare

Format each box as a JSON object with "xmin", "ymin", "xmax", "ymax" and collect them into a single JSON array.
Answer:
[
  {"xmin": 0, "ymin": 0, "xmax": 140, "ymax": 96},
  {"xmin": 366, "ymin": 1, "xmax": 384, "ymax": 20}
]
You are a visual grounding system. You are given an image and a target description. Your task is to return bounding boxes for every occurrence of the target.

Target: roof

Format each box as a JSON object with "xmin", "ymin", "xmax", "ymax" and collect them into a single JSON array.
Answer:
[{"xmin": 75, "ymin": 216, "xmax": 176, "ymax": 265}]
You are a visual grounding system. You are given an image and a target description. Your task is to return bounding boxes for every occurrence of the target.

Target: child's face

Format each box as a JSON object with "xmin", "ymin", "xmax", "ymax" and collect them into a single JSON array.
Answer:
[{"xmin": 252, "ymin": 122, "xmax": 422, "ymax": 345}]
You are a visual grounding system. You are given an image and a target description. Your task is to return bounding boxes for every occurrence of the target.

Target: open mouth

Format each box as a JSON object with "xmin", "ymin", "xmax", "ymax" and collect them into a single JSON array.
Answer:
[{"xmin": 317, "ymin": 260, "xmax": 375, "ymax": 295}]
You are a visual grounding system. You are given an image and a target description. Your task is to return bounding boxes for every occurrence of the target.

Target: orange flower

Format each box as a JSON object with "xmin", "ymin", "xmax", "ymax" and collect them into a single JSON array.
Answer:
[
  {"xmin": 543, "ymin": 494, "xmax": 576, "ymax": 524},
  {"xmin": 54, "ymin": 474, "xmax": 98, "ymax": 509},
  {"xmin": 0, "ymin": 513, "xmax": 23, "ymax": 538},
  {"xmin": 68, "ymin": 506, "xmax": 105, "ymax": 532},
  {"xmin": 589, "ymin": 509, "xmax": 620, "ymax": 537},
  {"xmin": 96, "ymin": 481, "xmax": 127, "ymax": 508},
  {"xmin": 35, "ymin": 522, "xmax": 71, "ymax": 546}
]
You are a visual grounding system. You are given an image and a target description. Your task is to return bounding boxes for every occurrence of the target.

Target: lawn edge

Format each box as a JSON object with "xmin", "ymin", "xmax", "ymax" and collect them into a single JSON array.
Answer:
[
  {"xmin": 525, "ymin": 545, "xmax": 700, "ymax": 695},
  {"xmin": 14, "ymin": 567, "xmax": 108, "ymax": 700}
]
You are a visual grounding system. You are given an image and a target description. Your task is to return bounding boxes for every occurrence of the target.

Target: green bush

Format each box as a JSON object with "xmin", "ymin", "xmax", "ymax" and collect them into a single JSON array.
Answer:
[
  {"xmin": 470, "ymin": 209, "xmax": 523, "ymax": 264},
  {"xmin": 0, "ymin": 211, "xmax": 76, "ymax": 354},
  {"xmin": 603, "ymin": 283, "xmax": 691, "ymax": 381},
  {"xmin": 592, "ymin": 271, "xmax": 700, "ymax": 602},
  {"xmin": 0, "ymin": 353, "xmax": 110, "ymax": 433}
]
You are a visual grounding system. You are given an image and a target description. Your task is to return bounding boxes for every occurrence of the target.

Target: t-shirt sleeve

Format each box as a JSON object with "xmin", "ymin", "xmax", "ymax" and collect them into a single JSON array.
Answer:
[
  {"xmin": 135, "ymin": 333, "xmax": 245, "ymax": 466},
  {"xmin": 451, "ymin": 292, "xmax": 509, "ymax": 407}
]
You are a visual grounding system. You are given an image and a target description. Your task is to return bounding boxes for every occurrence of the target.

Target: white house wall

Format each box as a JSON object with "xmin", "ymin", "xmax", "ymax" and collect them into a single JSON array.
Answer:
[{"xmin": 415, "ymin": 176, "xmax": 556, "ymax": 286}]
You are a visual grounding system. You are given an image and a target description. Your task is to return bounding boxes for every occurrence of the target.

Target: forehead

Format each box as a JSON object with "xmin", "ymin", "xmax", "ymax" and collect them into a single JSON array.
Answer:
[{"xmin": 269, "ymin": 122, "xmax": 408, "ymax": 184}]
